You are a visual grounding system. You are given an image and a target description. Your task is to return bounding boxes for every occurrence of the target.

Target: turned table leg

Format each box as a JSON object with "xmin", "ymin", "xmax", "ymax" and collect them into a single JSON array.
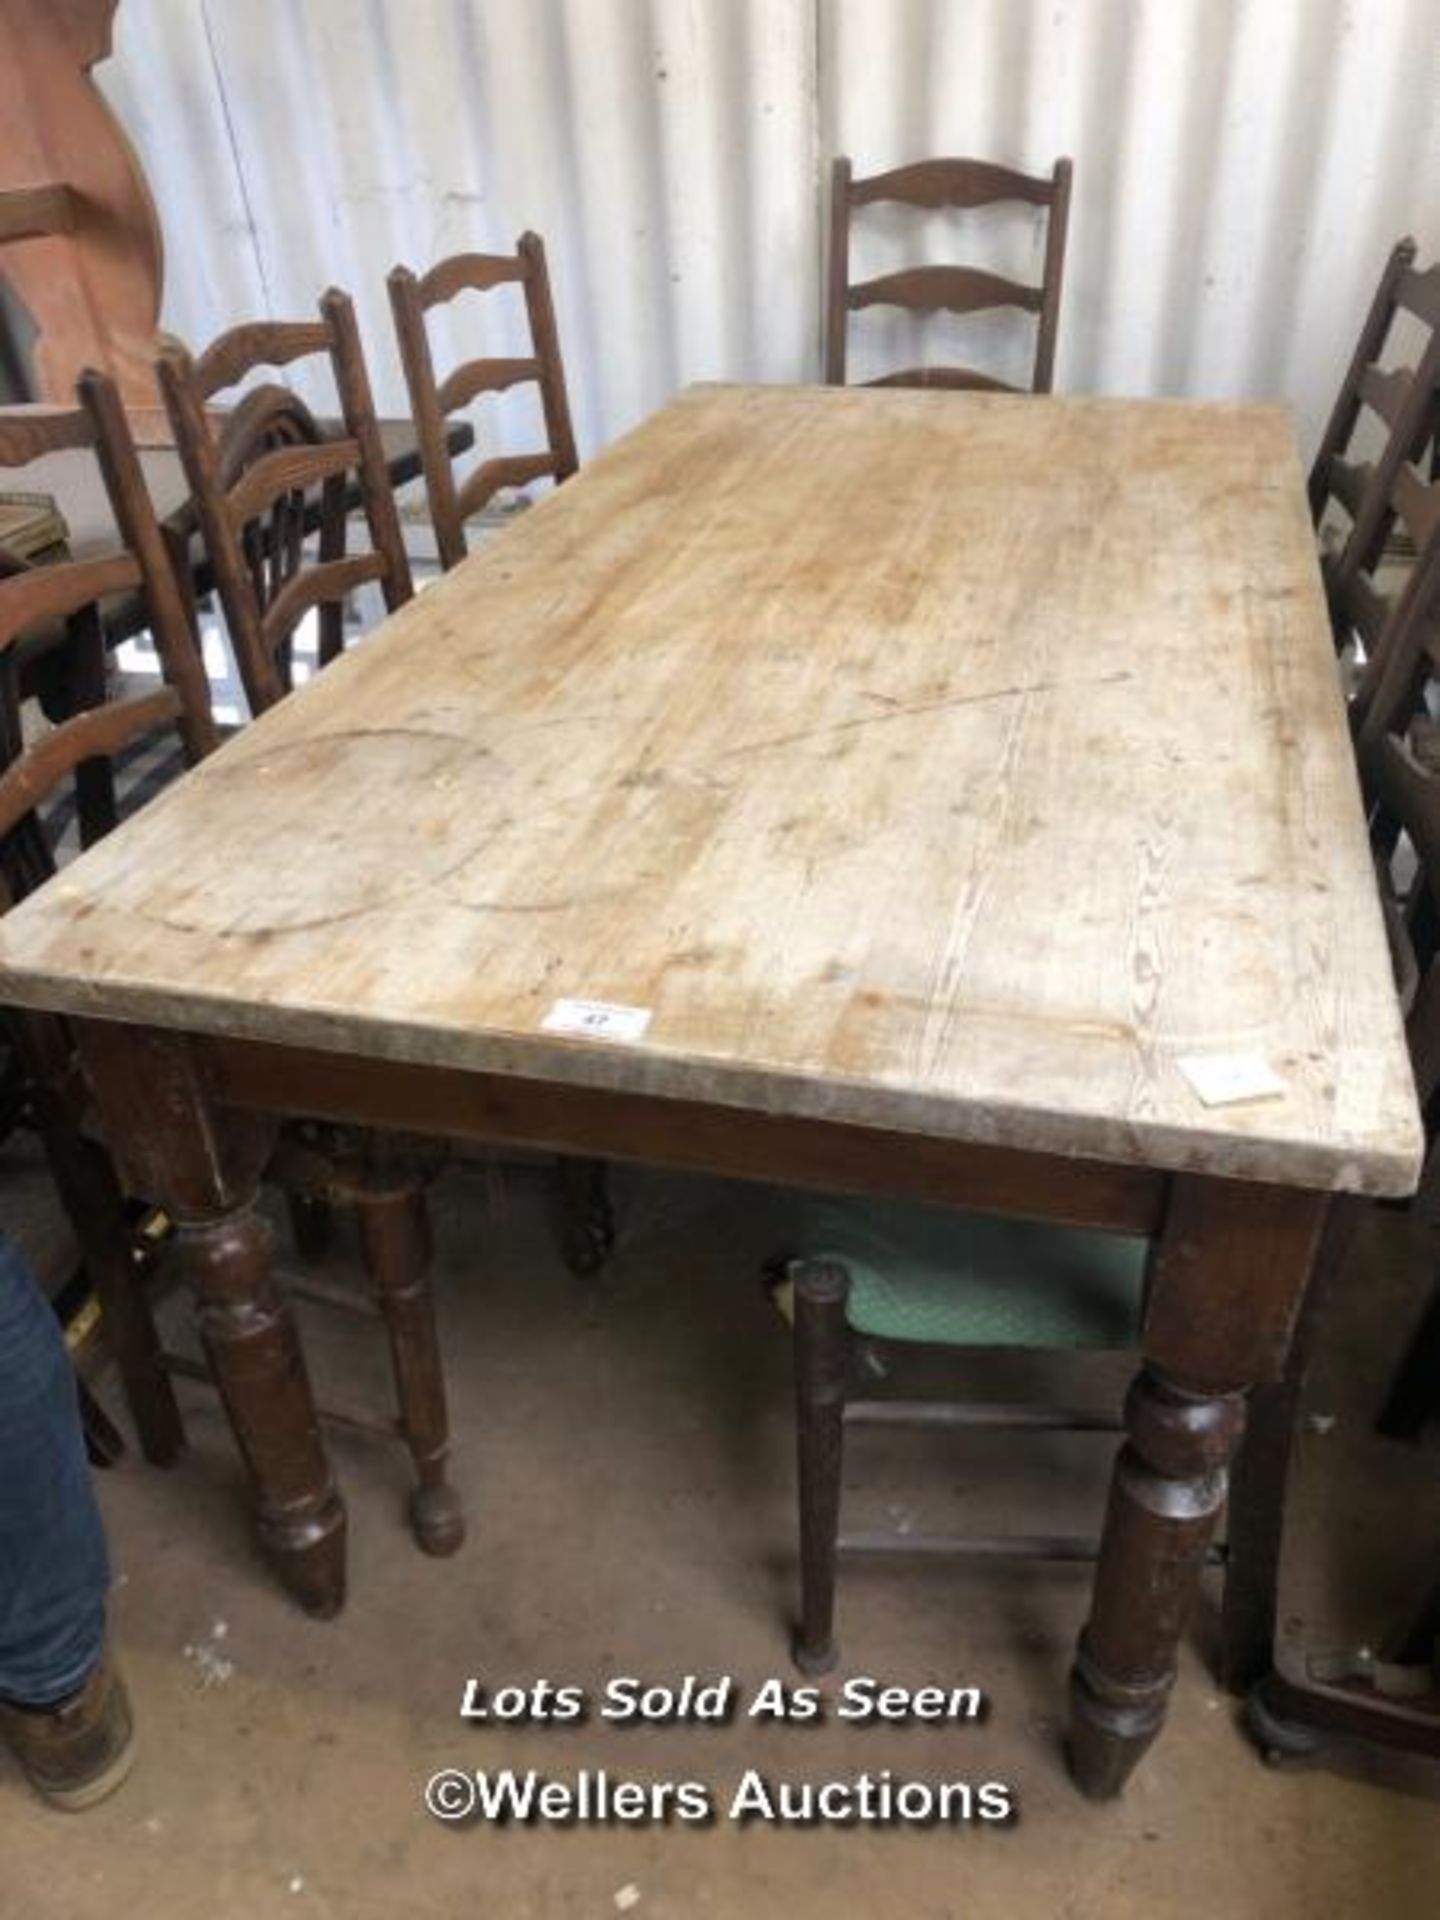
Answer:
[
  {"xmin": 79, "ymin": 1021, "xmax": 348, "ymax": 1617},
  {"xmin": 1068, "ymin": 1177, "xmax": 1329, "ymax": 1799},
  {"xmin": 353, "ymin": 1167, "xmax": 464, "ymax": 1556}
]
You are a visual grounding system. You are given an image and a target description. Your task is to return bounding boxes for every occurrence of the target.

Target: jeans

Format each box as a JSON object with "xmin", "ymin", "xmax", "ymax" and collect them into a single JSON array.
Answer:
[{"xmin": 0, "ymin": 1233, "xmax": 109, "ymax": 1706}]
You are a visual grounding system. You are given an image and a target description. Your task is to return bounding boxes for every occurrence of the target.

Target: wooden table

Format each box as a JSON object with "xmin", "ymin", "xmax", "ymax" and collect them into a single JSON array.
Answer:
[{"xmin": 0, "ymin": 383, "xmax": 1422, "ymax": 1798}]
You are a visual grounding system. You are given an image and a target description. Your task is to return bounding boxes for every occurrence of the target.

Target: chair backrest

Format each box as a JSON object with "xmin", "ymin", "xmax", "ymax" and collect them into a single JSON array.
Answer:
[
  {"xmin": 1310, "ymin": 239, "xmax": 1440, "ymax": 615},
  {"xmin": 388, "ymin": 233, "xmax": 579, "ymax": 571},
  {"xmin": 156, "ymin": 288, "xmax": 413, "ymax": 716},
  {"xmin": 1368, "ymin": 729, "xmax": 1440, "ymax": 1117},
  {"xmin": 1342, "ymin": 461, "xmax": 1440, "ymax": 765},
  {"xmin": 824, "ymin": 154, "xmax": 1073, "ymax": 394},
  {"xmin": 0, "ymin": 371, "xmax": 215, "ymax": 891}
]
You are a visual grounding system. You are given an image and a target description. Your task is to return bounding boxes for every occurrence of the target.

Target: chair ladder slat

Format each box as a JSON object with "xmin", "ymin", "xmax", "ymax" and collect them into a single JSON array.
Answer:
[
  {"xmin": 864, "ymin": 366, "xmax": 1018, "ymax": 394},
  {"xmin": 226, "ymin": 437, "xmax": 360, "ymax": 530},
  {"xmin": 453, "ymin": 452, "xmax": 560, "ymax": 523},
  {"xmin": 0, "ymin": 551, "xmax": 139, "ymax": 649},
  {"xmin": 194, "ymin": 321, "xmax": 332, "ymax": 399},
  {"xmin": 1338, "ymin": 569, "xmax": 1394, "ymax": 657},
  {"xmin": 1358, "ymin": 362, "xmax": 1415, "ymax": 431},
  {"xmin": 418, "ymin": 251, "xmax": 527, "ymax": 307},
  {"xmin": 435, "ymin": 357, "xmax": 542, "ymax": 416},
  {"xmin": 849, "ymin": 155, "xmax": 1058, "ymax": 211},
  {"xmin": 259, "ymin": 552, "xmax": 386, "ymax": 654},
  {"xmin": 1327, "ymin": 455, "xmax": 1374, "ymax": 523},
  {"xmin": 849, "ymin": 264, "xmax": 1043, "ymax": 317},
  {"xmin": 1398, "ymin": 260, "xmax": 1440, "ymax": 330},
  {"xmin": 0, "ymin": 689, "xmax": 182, "ymax": 840},
  {"xmin": 1392, "ymin": 464, "xmax": 1440, "ymax": 553}
]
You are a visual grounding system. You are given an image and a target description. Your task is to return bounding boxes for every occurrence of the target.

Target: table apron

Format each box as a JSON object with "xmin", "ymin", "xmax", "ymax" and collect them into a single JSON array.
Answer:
[{"xmin": 197, "ymin": 1034, "xmax": 1168, "ymax": 1236}]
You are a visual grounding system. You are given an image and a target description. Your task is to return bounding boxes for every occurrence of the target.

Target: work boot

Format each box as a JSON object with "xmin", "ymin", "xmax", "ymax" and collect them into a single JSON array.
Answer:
[{"xmin": 0, "ymin": 1652, "xmax": 137, "ymax": 1811}]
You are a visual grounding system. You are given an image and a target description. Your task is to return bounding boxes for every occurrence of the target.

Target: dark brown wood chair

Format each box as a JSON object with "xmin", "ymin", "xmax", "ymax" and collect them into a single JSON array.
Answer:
[
  {"xmin": 1218, "ymin": 585, "xmax": 1440, "ymax": 1701},
  {"xmin": 390, "ymin": 239, "xmax": 616, "ymax": 1278},
  {"xmin": 388, "ymin": 234, "xmax": 579, "ymax": 571},
  {"xmin": 1310, "ymin": 239, "xmax": 1440, "ymax": 631},
  {"xmin": 155, "ymin": 288, "xmax": 414, "ymax": 717},
  {"xmin": 777, "ymin": 1199, "xmax": 1145, "ymax": 1680},
  {"xmin": 155, "ymin": 303, "xmax": 466, "ymax": 1561},
  {"xmin": 0, "ymin": 370, "xmax": 215, "ymax": 1470},
  {"xmin": 770, "ymin": 680, "xmax": 1440, "ymax": 1705},
  {"xmin": 824, "ymin": 155, "xmax": 1073, "ymax": 393},
  {"xmin": 775, "ymin": 1170, "xmax": 1365, "ymax": 1702},
  {"xmin": 1227, "ymin": 725, "xmax": 1440, "ymax": 1760}
]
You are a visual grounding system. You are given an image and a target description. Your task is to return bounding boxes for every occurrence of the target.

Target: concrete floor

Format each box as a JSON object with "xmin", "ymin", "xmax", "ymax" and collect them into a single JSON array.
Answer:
[{"xmin": 3, "ymin": 1162, "xmax": 1439, "ymax": 1919}]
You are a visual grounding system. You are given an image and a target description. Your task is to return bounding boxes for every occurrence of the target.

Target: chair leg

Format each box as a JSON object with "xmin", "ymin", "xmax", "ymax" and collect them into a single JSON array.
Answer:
[
  {"xmin": 556, "ymin": 1157, "xmax": 615, "ymax": 1277},
  {"xmin": 1220, "ymin": 1202, "xmax": 1358, "ymax": 1693},
  {"xmin": 34, "ymin": 607, "xmax": 117, "ymax": 849},
  {"xmin": 1387, "ymin": 1560, "xmax": 1440, "ymax": 1668},
  {"xmin": 1221, "ymin": 1371, "xmax": 1306, "ymax": 1695},
  {"xmin": 77, "ymin": 1375, "xmax": 127, "ymax": 1467},
  {"xmin": 354, "ymin": 1178, "xmax": 464, "ymax": 1557},
  {"xmin": 287, "ymin": 1191, "xmax": 335, "ymax": 1262},
  {"xmin": 23, "ymin": 1057, "xmax": 184, "ymax": 1467},
  {"xmin": 1376, "ymin": 1278, "xmax": 1440, "ymax": 1440},
  {"xmin": 792, "ymin": 1259, "xmax": 851, "ymax": 1677}
]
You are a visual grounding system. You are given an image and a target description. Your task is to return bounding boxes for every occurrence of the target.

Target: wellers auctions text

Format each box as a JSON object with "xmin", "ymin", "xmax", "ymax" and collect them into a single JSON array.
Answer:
[{"xmin": 429, "ymin": 1765, "xmax": 1014, "ymax": 1828}]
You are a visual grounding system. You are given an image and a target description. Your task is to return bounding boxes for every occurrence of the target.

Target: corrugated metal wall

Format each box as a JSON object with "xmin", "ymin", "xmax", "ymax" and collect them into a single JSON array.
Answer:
[{"xmin": 100, "ymin": 0, "xmax": 1440, "ymax": 463}]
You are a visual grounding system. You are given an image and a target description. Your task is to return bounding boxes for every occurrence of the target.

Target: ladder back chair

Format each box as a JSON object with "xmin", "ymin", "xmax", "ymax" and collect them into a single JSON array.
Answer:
[
  {"xmin": 392, "ymin": 237, "xmax": 614, "ymax": 1281},
  {"xmin": 824, "ymin": 155, "xmax": 1073, "ymax": 393},
  {"xmin": 0, "ymin": 370, "xmax": 216, "ymax": 1470},
  {"xmin": 388, "ymin": 233, "xmax": 579, "ymax": 571},
  {"xmin": 773, "ymin": 1149, "xmax": 1359, "ymax": 1692},
  {"xmin": 156, "ymin": 302, "xmax": 465, "ymax": 1565},
  {"xmin": 1222, "ymin": 719, "xmax": 1440, "ymax": 1735},
  {"xmin": 156, "ymin": 288, "xmax": 413, "ymax": 717},
  {"xmin": 1311, "ymin": 239, "xmax": 1440, "ymax": 628},
  {"xmin": 773, "ymin": 1191, "xmax": 1148, "ymax": 1678}
]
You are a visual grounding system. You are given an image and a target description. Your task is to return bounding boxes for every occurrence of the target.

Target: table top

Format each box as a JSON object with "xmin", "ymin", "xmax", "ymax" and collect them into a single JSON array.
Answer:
[{"xmin": 0, "ymin": 384, "xmax": 1422, "ymax": 1195}]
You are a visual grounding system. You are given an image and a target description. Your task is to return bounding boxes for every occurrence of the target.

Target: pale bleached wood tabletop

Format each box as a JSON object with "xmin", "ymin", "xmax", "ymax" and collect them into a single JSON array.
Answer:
[{"xmin": 0, "ymin": 384, "xmax": 1422, "ymax": 1194}]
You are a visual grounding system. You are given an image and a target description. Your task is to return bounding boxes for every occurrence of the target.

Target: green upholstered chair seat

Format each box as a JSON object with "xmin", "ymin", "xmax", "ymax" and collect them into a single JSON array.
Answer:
[{"xmin": 774, "ymin": 1193, "xmax": 1148, "ymax": 1349}]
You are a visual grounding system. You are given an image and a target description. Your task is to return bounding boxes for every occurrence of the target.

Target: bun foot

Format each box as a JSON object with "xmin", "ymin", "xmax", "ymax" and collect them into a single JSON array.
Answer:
[{"xmin": 410, "ymin": 1483, "xmax": 465, "ymax": 1556}]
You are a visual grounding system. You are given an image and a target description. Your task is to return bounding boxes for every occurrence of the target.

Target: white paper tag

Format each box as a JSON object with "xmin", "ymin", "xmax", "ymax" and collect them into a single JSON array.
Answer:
[
  {"xmin": 1176, "ymin": 1051, "xmax": 1286, "ymax": 1108},
  {"xmin": 541, "ymin": 998, "xmax": 653, "ymax": 1044}
]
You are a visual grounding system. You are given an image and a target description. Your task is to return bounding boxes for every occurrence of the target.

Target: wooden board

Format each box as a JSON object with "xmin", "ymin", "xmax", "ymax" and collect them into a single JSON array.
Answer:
[
  {"xmin": 0, "ymin": 488, "xmax": 68, "ymax": 561},
  {"xmin": 0, "ymin": 384, "xmax": 1423, "ymax": 1194}
]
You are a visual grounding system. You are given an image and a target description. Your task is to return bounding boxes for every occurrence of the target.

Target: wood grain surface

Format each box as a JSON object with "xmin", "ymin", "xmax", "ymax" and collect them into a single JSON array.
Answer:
[{"xmin": 0, "ymin": 384, "xmax": 1421, "ymax": 1194}]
